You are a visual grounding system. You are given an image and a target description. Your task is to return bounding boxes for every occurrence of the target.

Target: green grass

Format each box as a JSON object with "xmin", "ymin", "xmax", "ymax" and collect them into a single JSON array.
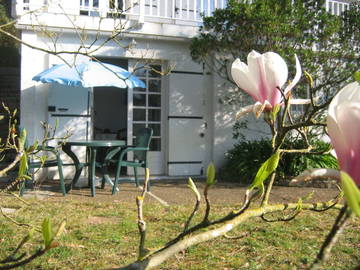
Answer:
[{"xmin": 0, "ymin": 195, "xmax": 359, "ymax": 270}]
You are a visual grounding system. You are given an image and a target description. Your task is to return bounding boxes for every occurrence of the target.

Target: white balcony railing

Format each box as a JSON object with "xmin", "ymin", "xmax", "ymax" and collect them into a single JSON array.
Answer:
[
  {"xmin": 16, "ymin": 0, "xmax": 229, "ymax": 24},
  {"xmin": 326, "ymin": 0, "xmax": 350, "ymax": 15},
  {"xmin": 14, "ymin": 0, "xmax": 353, "ymax": 27}
]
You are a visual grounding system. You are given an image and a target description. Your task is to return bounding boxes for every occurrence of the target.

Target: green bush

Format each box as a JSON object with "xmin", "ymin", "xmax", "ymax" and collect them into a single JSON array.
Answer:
[
  {"xmin": 220, "ymin": 139, "xmax": 339, "ymax": 184},
  {"xmin": 221, "ymin": 139, "xmax": 272, "ymax": 184}
]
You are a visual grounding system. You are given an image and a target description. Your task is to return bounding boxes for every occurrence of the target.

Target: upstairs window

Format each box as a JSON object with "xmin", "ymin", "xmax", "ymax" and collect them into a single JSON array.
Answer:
[{"xmin": 80, "ymin": 0, "xmax": 99, "ymax": 16}]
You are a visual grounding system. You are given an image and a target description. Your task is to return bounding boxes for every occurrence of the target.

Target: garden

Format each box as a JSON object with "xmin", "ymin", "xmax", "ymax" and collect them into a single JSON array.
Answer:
[
  {"xmin": 1, "ymin": 0, "xmax": 360, "ymax": 269},
  {"xmin": 0, "ymin": 184, "xmax": 359, "ymax": 269}
]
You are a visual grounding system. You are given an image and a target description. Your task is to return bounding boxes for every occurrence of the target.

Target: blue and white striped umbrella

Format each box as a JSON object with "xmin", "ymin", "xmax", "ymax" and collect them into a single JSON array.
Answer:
[{"xmin": 33, "ymin": 61, "xmax": 145, "ymax": 89}]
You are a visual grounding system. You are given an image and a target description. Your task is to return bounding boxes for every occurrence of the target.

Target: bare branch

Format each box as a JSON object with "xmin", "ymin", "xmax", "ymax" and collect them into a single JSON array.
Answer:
[
  {"xmin": 136, "ymin": 168, "xmax": 150, "ymax": 259},
  {"xmin": 183, "ymin": 178, "xmax": 201, "ymax": 232},
  {"xmin": 261, "ymin": 172, "xmax": 276, "ymax": 207},
  {"xmin": 202, "ymin": 184, "xmax": 211, "ymax": 224},
  {"xmin": 0, "ymin": 207, "xmax": 40, "ymax": 232},
  {"xmin": 118, "ymin": 200, "xmax": 344, "ymax": 270},
  {"xmin": 261, "ymin": 210, "xmax": 301, "ymax": 222},
  {"xmin": 290, "ymin": 168, "xmax": 341, "ymax": 185}
]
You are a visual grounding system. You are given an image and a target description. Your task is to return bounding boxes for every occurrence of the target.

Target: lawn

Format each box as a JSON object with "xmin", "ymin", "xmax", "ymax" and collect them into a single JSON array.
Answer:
[{"xmin": 0, "ymin": 190, "xmax": 359, "ymax": 270}]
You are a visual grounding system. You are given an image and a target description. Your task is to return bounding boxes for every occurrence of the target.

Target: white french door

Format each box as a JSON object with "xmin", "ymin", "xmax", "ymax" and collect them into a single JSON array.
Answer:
[{"xmin": 128, "ymin": 61, "xmax": 165, "ymax": 175}]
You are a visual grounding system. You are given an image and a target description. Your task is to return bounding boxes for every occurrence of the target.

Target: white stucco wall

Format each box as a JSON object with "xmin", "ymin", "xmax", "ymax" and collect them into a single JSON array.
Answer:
[
  {"xmin": 212, "ymin": 72, "xmax": 271, "ymax": 169},
  {"xmin": 20, "ymin": 31, "xmax": 49, "ymax": 143},
  {"xmin": 212, "ymin": 74, "xmax": 238, "ymax": 168}
]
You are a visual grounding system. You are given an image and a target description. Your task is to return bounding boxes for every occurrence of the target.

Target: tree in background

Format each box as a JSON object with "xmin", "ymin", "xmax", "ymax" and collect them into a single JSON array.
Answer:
[
  {"xmin": 190, "ymin": 0, "xmax": 359, "ymax": 104},
  {"xmin": 190, "ymin": 0, "xmax": 360, "ymax": 183},
  {"xmin": 0, "ymin": 0, "xmax": 19, "ymax": 67}
]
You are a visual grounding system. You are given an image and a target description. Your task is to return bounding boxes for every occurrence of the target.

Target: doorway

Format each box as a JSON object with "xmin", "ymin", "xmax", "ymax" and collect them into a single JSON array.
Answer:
[
  {"xmin": 93, "ymin": 58, "xmax": 128, "ymax": 140},
  {"xmin": 93, "ymin": 58, "xmax": 166, "ymax": 176},
  {"xmin": 129, "ymin": 61, "xmax": 166, "ymax": 175},
  {"xmin": 93, "ymin": 58, "xmax": 128, "ymax": 166}
]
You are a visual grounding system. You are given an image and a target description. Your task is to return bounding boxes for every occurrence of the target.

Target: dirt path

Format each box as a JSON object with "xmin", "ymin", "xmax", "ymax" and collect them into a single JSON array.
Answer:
[{"xmin": 34, "ymin": 179, "xmax": 341, "ymax": 206}]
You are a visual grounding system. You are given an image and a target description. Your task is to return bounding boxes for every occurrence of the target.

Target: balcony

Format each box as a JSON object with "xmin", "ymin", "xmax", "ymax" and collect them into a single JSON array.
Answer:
[
  {"xmin": 12, "ymin": 0, "xmax": 354, "ymax": 39},
  {"xmin": 14, "ymin": 0, "xmax": 229, "ymax": 26},
  {"xmin": 326, "ymin": 0, "xmax": 351, "ymax": 15}
]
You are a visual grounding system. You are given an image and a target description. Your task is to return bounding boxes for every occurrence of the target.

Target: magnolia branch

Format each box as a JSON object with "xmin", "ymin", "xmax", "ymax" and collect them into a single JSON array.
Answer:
[
  {"xmin": 0, "ymin": 207, "xmax": 40, "ymax": 232},
  {"xmin": 183, "ymin": 178, "xmax": 201, "ymax": 232},
  {"xmin": 165, "ymin": 185, "xmax": 255, "ymax": 249},
  {"xmin": 136, "ymin": 169, "xmax": 150, "ymax": 259},
  {"xmin": 0, "ymin": 21, "xmax": 129, "ymax": 69},
  {"xmin": 261, "ymin": 172, "xmax": 276, "ymax": 207},
  {"xmin": 290, "ymin": 168, "xmax": 341, "ymax": 184},
  {"xmin": 261, "ymin": 210, "xmax": 300, "ymax": 222},
  {"xmin": 0, "ymin": 152, "xmax": 22, "ymax": 177},
  {"xmin": 0, "ymin": 220, "xmax": 66, "ymax": 270},
  {"xmin": 202, "ymin": 184, "xmax": 211, "ymax": 223},
  {"xmin": 117, "ymin": 200, "xmax": 343, "ymax": 270}
]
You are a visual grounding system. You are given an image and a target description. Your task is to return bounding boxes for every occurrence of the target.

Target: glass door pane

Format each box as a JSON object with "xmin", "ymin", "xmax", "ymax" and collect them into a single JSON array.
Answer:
[{"xmin": 132, "ymin": 64, "xmax": 162, "ymax": 151}]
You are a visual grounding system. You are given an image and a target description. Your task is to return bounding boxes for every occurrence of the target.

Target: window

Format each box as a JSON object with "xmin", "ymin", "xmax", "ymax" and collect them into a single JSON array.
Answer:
[
  {"xmin": 133, "ymin": 65, "xmax": 162, "ymax": 151},
  {"xmin": 23, "ymin": 0, "xmax": 30, "ymax": 10},
  {"xmin": 80, "ymin": 0, "xmax": 99, "ymax": 16}
]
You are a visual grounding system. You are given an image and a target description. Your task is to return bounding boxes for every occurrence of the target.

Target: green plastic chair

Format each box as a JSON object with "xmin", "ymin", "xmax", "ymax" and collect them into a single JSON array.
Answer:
[
  {"xmin": 18, "ymin": 128, "xmax": 66, "ymax": 196},
  {"xmin": 101, "ymin": 127, "xmax": 153, "ymax": 195}
]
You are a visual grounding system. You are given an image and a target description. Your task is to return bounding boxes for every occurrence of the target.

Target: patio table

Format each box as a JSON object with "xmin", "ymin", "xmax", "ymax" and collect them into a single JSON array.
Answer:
[{"xmin": 62, "ymin": 140, "xmax": 126, "ymax": 196}]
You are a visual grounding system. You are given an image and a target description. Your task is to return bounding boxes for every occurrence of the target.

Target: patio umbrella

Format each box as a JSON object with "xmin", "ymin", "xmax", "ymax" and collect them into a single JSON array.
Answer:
[{"xmin": 32, "ymin": 61, "xmax": 145, "ymax": 88}]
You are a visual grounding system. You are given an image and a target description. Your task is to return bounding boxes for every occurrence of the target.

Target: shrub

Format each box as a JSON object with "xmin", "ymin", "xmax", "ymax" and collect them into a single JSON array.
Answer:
[{"xmin": 220, "ymin": 139, "xmax": 338, "ymax": 184}]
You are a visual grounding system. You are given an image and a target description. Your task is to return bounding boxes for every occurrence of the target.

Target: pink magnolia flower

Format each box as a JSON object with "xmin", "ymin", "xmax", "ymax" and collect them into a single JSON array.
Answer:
[
  {"xmin": 327, "ymin": 81, "xmax": 360, "ymax": 185},
  {"xmin": 231, "ymin": 50, "xmax": 301, "ymax": 118}
]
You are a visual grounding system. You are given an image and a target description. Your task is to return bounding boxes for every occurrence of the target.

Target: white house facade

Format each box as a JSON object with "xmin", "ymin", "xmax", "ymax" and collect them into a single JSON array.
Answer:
[{"xmin": 11, "ymin": 0, "xmax": 352, "ymax": 179}]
